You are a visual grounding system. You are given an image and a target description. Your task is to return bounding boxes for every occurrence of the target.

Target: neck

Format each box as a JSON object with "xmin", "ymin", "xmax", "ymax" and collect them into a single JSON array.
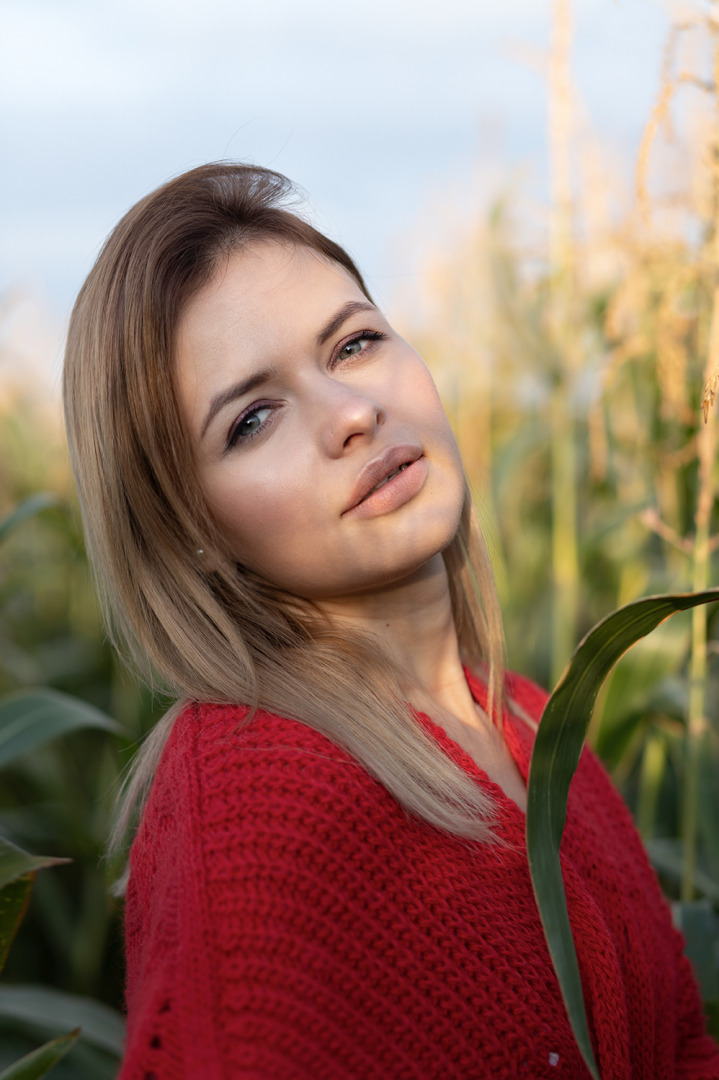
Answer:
[{"xmin": 315, "ymin": 553, "xmax": 484, "ymax": 729}]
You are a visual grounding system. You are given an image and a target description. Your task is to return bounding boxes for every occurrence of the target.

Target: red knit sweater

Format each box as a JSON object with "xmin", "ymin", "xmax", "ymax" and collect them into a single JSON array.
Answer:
[{"xmin": 120, "ymin": 671, "xmax": 719, "ymax": 1079}]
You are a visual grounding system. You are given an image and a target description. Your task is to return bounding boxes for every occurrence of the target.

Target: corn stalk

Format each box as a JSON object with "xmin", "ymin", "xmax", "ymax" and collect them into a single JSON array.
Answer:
[
  {"xmin": 686, "ymin": 2, "xmax": 719, "ymax": 901},
  {"xmin": 548, "ymin": 0, "xmax": 580, "ymax": 684}
]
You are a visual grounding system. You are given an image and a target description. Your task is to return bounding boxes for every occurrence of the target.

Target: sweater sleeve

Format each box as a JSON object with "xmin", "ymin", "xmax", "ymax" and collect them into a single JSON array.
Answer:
[
  {"xmin": 673, "ymin": 934, "xmax": 719, "ymax": 1077},
  {"xmin": 120, "ymin": 703, "xmax": 416, "ymax": 1080}
]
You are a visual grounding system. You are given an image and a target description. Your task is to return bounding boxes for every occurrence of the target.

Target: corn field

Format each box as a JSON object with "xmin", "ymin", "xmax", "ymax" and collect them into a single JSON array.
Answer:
[{"xmin": 1, "ymin": 1, "xmax": 719, "ymax": 1074}]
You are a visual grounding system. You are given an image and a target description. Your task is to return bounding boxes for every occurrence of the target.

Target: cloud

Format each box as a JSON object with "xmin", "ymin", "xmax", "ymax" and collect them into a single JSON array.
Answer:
[
  {"xmin": 0, "ymin": 0, "xmax": 671, "ymax": 326},
  {"xmin": 0, "ymin": 0, "xmax": 555, "ymax": 118},
  {"xmin": 0, "ymin": 2, "xmax": 167, "ymax": 112}
]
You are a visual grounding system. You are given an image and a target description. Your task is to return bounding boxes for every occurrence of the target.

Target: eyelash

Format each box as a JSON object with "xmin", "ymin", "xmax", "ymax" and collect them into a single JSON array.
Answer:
[
  {"xmin": 329, "ymin": 328, "xmax": 386, "ymax": 368},
  {"xmin": 225, "ymin": 401, "xmax": 275, "ymax": 452},
  {"xmin": 225, "ymin": 329, "xmax": 387, "ymax": 452}
]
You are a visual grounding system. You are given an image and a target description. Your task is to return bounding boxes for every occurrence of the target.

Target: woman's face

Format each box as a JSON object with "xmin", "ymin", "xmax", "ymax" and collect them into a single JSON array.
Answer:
[{"xmin": 175, "ymin": 240, "xmax": 466, "ymax": 602}]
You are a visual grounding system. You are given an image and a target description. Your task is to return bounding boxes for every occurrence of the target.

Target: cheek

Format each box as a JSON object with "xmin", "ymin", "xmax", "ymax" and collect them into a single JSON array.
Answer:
[
  {"xmin": 420, "ymin": 384, "xmax": 466, "ymax": 506},
  {"xmin": 202, "ymin": 459, "xmax": 315, "ymax": 563},
  {"xmin": 403, "ymin": 355, "xmax": 457, "ymax": 433},
  {"xmin": 416, "ymin": 374, "xmax": 462, "ymax": 461}
]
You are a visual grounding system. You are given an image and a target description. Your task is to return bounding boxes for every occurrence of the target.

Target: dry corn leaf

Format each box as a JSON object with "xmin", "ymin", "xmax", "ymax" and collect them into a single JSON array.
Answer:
[{"xmin": 701, "ymin": 370, "xmax": 719, "ymax": 422}]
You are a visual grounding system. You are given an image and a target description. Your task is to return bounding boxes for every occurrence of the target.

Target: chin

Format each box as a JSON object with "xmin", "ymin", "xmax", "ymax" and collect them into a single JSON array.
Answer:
[{"xmin": 329, "ymin": 547, "xmax": 453, "ymax": 601}]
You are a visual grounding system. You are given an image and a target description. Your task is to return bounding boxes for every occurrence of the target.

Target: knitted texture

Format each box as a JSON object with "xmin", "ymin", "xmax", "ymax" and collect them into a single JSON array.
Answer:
[{"xmin": 120, "ymin": 671, "xmax": 719, "ymax": 1079}]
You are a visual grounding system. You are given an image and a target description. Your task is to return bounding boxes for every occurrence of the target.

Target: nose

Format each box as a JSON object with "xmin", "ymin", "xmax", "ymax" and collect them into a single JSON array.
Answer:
[{"xmin": 313, "ymin": 376, "xmax": 385, "ymax": 457}]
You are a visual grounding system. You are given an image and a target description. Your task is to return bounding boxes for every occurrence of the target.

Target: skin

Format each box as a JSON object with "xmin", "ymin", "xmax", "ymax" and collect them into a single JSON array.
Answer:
[{"xmin": 175, "ymin": 240, "xmax": 527, "ymax": 809}]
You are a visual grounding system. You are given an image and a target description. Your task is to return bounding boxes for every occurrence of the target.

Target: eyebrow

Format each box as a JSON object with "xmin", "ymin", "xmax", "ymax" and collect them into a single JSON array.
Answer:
[
  {"xmin": 201, "ymin": 369, "xmax": 276, "ymax": 440},
  {"xmin": 316, "ymin": 300, "xmax": 377, "ymax": 347}
]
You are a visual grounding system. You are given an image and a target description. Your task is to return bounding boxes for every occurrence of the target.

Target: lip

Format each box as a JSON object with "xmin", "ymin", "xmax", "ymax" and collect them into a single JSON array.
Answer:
[{"xmin": 342, "ymin": 444, "xmax": 426, "ymax": 517}]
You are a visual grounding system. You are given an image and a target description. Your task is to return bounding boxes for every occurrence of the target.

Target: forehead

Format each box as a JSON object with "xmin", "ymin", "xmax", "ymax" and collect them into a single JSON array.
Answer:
[{"xmin": 177, "ymin": 240, "xmax": 363, "ymax": 358}]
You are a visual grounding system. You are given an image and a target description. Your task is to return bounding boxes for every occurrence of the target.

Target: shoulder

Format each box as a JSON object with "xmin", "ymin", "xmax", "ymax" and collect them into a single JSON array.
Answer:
[
  {"xmin": 123, "ymin": 702, "xmax": 398, "ymax": 1076},
  {"xmin": 503, "ymin": 669, "xmax": 550, "ymax": 722},
  {"xmin": 501, "ymin": 668, "xmax": 618, "ymax": 785},
  {"xmin": 500, "ymin": 668, "xmax": 631, "ymax": 818},
  {"xmin": 502, "ymin": 670, "xmax": 653, "ymax": 872},
  {"xmin": 171, "ymin": 698, "xmax": 367, "ymax": 781},
  {"xmin": 124, "ymin": 700, "xmax": 396, "ymax": 995},
  {"xmin": 165, "ymin": 698, "xmax": 356, "ymax": 762},
  {"xmin": 142, "ymin": 700, "xmax": 382, "ymax": 837},
  {"xmin": 162, "ymin": 698, "xmax": 354, "ymax": 763},
  {"xmin": 132, "ymin": 699, "xmax": 397, "ymax": 881}
]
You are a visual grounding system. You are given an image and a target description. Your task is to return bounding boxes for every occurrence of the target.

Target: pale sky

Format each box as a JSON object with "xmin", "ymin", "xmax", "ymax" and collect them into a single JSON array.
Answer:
[{"xmin": 0, "ymin": 0, "xmax": 672, "ymax": 383}]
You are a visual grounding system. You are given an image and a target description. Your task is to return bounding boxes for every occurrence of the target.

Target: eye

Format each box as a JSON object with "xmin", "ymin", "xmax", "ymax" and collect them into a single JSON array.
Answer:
[
  {"xmin": 332, "ymin": 330, "xmax": 386, "ymax": 367},
  {"xmin": 226, "ymin": 404, "xmax": 273, "ymax": 450}
]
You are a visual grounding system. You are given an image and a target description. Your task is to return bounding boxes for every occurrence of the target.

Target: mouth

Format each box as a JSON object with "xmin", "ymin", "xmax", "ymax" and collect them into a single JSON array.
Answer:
[
  {"xmin": 361, "ymin": 462, "xmax": 410, "ymax": 501},
  {"xmin": 343, "ymin": 445, "xmax": 424, "ymax": 515}
]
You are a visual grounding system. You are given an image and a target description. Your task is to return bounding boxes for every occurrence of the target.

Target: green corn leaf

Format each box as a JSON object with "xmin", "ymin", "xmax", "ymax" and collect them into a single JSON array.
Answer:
[
  {"xmin": 0, "ymin": 875, "xmax": 33, "ymax": 975},
  {"xmin": 0, "ymin": 496, "xmax": 59, "ymax": 545},
  {"xmin": 672, "ymin": 900, "xmax": 719, "ymax": 1041},
  {"xmin": 0, "ymin": 837, "xmax": 70, "ymax": 975},
  {"xmin": 526, "ymin": 588, "xmax": 719, "ymax": 1080},
  {"xmin": 0, "ymin": 1029, "xmax": 79, "ymax": 1080},
  {"xmin": 647, "ymin": 838, "xmax": 719, "ymax": 903},
  {"xmin": 0, "ymin": 689, "xmax": 122, "ymax": 771},
  {"xmin": 0, "ymin": 836, "xmax": 70, "ymax": 891},
  {"xmin": 0, "ymin": 986, "xmax": 124, "ymax": 1056}
]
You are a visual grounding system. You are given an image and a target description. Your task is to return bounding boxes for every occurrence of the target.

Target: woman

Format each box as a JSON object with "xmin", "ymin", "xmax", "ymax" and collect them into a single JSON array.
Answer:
[{"xmin": 63, "ymin": 162, "xmax": 719, "ymax": 1079}]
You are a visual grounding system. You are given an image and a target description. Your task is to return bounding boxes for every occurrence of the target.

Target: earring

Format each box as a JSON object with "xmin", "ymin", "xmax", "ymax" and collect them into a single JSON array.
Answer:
[{"xmin": 197, "ymin": 548, "xmax": 205, "ymax": 557}]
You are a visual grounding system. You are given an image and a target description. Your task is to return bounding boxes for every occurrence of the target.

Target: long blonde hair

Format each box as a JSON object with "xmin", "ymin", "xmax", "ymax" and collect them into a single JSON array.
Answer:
[{"xmin": 62, "ymin": 162, "xmax": 506, "ymax": 853}]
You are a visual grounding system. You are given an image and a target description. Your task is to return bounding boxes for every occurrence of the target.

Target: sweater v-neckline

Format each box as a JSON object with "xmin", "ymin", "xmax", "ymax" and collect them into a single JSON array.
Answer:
[{"xmin": 413, "ymin": 667, "xmax": 533, "ymax": 823}]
